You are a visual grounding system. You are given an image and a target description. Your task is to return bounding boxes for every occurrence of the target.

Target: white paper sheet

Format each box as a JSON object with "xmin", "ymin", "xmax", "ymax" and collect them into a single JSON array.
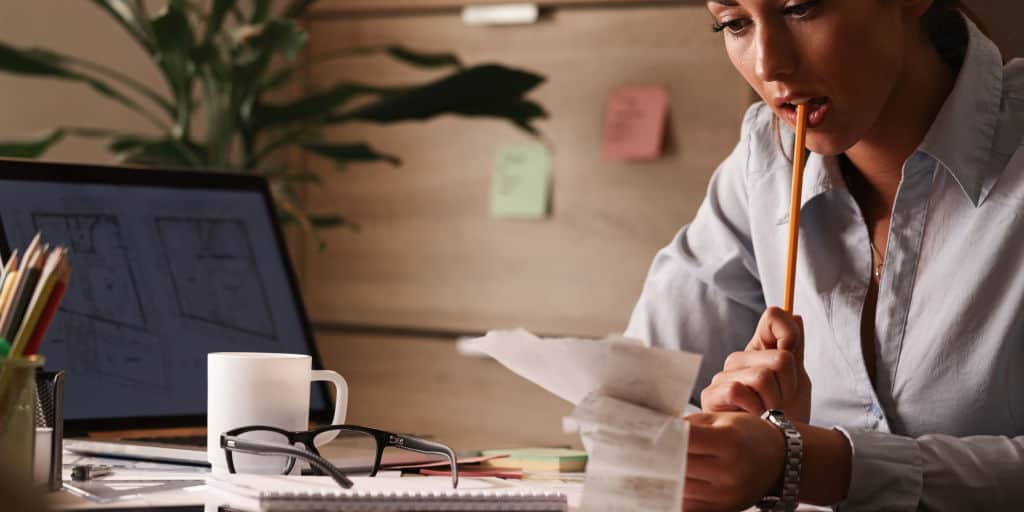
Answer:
[
  {"xmin": 466, "ymin": 328, "xmax": 702, "ymax": 415},
  {"xmin": 468, "ymin": 329, "xmax": 702, "ymax": 511}
]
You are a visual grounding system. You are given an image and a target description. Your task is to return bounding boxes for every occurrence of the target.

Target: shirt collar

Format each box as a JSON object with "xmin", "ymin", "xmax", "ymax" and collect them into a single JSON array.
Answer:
[
  {"xmin": 774, "ymin": 15, "xmax": 1005, "ymax": 224},
  {"xmin": 916, "ymin": 15, "xmax": 1004, "ymax": 207}
]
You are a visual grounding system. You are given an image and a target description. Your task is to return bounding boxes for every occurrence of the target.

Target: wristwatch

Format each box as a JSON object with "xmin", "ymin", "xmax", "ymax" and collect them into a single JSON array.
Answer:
[{"xmin": 757, "ymin": 409, "xmax": 803, "ymax": 512}]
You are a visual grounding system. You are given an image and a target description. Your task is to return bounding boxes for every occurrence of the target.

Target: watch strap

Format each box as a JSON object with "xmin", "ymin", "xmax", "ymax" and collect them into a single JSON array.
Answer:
[{"xmin": 758, "ymin": 409, "xmax": 802, "ymax": 512}]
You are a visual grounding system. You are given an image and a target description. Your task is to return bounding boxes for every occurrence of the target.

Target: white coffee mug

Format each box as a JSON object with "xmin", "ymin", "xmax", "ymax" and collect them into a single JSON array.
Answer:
[{"xmin": 207, "ymin": 352, "xmax": 348, "ymax": 474}]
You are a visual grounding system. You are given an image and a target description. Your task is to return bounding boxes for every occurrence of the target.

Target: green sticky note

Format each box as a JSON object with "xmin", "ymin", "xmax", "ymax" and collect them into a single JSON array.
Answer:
[{"xmin": 490, "ymin": 145, "xmax": 551, "ymax": 219}]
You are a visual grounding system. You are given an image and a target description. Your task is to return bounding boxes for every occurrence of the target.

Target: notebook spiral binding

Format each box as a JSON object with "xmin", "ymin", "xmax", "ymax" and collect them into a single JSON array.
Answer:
[{"xmin": 261, "ymin": 490, "xmax": 568, "ymax": 511}]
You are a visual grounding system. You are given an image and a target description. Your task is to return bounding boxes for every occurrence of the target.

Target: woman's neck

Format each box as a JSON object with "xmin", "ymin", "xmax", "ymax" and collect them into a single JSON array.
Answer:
[{"xmin": 845, "ymin": 37, "xmax": 957, "ymax": 209}]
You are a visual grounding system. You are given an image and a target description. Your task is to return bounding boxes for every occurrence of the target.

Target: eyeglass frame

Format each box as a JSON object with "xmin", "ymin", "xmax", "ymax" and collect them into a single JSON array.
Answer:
[{"xmin": 219, "ymin": 424, "xmax": 459, "ymax": 489}]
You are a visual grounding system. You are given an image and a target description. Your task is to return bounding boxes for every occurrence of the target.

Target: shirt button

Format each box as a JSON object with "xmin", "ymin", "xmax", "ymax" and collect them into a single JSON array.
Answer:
[{"xmin": 869, "ymin": 402, "xmax": 884, "ymax": 419}]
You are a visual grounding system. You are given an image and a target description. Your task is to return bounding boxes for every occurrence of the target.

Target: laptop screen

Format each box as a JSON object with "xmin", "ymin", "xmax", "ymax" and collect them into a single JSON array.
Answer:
[{"xmin": 0, "ymin": 160, "xmax": 329, "ymax": 430}]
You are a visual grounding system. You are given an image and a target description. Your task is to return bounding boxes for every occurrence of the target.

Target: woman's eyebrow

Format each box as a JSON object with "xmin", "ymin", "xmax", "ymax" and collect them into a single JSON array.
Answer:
[{"xmin": 707, "ymin": 0, "xmax": 740, "ymax": 6}]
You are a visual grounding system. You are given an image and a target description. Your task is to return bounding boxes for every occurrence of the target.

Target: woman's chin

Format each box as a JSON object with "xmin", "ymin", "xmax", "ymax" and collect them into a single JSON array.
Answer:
[{"xmin": 805, "ymin": 131, "xmax": 856, "ymax": 157}]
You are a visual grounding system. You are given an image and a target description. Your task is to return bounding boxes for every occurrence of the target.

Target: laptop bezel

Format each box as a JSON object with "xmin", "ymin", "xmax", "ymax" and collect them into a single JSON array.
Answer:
[{"xmin": 0, "ymin": 158, "xmax": 334, "ymax": 436}]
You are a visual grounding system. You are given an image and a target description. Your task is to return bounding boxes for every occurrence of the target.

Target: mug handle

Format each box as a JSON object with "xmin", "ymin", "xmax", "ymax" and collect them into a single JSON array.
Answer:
[{"xmin": 311, "ymin": 370, "xmax": 348, "ymax": 445}]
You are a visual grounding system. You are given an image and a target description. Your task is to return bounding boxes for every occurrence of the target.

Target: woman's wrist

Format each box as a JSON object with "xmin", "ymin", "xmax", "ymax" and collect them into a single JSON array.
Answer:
[{"xmin": 791, "ymin": 421, "xmax": 852, "ymax": 506}]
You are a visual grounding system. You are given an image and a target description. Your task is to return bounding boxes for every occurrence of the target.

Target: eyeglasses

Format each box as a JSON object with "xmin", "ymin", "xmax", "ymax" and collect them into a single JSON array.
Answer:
[{"xmin": 220, "ymin": 424, "xmax": 459, "ymax": 489}]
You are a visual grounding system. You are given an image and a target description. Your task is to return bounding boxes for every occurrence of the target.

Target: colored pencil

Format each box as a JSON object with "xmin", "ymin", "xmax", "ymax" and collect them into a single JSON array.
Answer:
[
  {"xmin": 10, "ymin": 247, "xmax": 66, "ymax": 358},
  {"xmin": 24, "ymin": 269, "xmax": 68, "ymax": 357},
  {"xmin": 2, "ymin": 243, "xmax": 44, "ymax": 342},
  {"xmin": 783, "ymin": 103, "xmax": 809, "ymax": 313},
  {"xmin": 0, "ymin": 251, "xmax": 19, "ymax": 320}
]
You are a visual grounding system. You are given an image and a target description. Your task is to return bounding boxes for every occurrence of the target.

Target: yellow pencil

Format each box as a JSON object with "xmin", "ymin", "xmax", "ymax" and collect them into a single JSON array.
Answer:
[
  {"xmin": 0, "ymin": 259, "xmax": 22, "ymax": 333},
  {"xmin": 10, "ymin": 247, "xmax": 66, "ymax": 358},
  {"xmin": 0, "ymin": 250, "xmax": 20, "ymax": 310},
  {"xmin": 783, "ymin": 103, "xmax": 809, "ymax": 314}
]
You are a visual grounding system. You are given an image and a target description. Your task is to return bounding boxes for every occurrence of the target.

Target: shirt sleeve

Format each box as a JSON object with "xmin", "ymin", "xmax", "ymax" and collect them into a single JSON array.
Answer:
[
  {"xmin": 624, "ymin": 103, "xmax": 767, "ymax": 401},
  {"xmin": 835, "ymin": 427, "xmax": 1024, "ymax": 511}
]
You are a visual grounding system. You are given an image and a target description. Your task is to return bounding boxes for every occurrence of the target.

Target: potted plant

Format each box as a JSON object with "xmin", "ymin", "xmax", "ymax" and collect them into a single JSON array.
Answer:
[{"xmin": 0, "ymin": 0, "xmax": 546, "ymax": 245}]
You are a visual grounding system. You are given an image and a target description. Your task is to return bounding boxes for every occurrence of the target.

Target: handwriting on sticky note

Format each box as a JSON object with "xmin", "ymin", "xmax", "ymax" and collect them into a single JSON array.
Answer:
[
  {"xmin": 601, "ymin": 85, "xmax": 669, "ymax": 161},
  {"xmin": 490, "ymin": 145, "xmax": 551, "ymax": 219}
]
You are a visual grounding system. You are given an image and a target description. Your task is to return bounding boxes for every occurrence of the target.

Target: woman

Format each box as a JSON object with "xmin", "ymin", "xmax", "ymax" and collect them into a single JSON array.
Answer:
[{"xmin": 625, "ymin": 0, "xmax": 1024, "ymax": 510}]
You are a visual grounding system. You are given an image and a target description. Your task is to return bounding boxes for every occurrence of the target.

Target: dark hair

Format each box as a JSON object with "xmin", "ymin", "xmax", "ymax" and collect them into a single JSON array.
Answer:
[{"xmin": 922, "ymin": 0, "xmax": 971, "ymax": 71}]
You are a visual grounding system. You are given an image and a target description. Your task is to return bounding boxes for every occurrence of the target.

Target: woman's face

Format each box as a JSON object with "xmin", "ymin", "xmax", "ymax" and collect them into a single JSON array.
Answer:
[{"xmin": 707, "ymin": 0, "xmax": 916, "ymax": 155}]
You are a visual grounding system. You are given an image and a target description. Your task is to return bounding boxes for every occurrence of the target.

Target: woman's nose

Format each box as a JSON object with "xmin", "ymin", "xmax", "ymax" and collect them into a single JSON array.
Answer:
[{"xmin": 754, "ymin": 25, "xmax": 798, "ymax": 82}]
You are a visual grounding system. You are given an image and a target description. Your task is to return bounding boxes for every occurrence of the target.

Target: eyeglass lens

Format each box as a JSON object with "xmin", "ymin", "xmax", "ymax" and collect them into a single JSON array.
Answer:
[
  {"xmin": 230, "ymin": 429, "xmax": 296, "ymax": 475},
  {"xmin": 313, "ymin": 428, "xmax": 381, "ymax": 476}
]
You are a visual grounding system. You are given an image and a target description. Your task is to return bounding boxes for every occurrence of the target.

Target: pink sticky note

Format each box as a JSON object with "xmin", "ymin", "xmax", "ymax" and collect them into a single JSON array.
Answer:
[{"xmin": 601, "ymin": 85, "xmax": 669, "ymax": 161}]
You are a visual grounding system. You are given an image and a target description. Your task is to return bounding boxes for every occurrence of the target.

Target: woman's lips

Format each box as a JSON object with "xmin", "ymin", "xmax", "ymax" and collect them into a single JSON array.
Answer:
[{"xmin": 779, "ymin": 97, "xmax": 830, "ymax": 128}]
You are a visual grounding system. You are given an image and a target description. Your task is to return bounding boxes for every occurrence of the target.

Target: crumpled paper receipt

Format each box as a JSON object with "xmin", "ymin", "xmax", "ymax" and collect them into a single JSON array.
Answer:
[{"xmin": 467, "ymin": 328, "xmax": 702, "ymax": 511}]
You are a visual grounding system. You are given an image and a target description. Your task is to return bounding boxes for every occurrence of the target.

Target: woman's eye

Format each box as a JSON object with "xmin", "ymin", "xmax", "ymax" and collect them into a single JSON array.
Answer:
[
  {"xmin": 711, "ymin": 18, "xmax": 752, "ymax": 35},
  {"xmin": 783, "ymin": 0, "xmax": 821, "ymax": 18}
]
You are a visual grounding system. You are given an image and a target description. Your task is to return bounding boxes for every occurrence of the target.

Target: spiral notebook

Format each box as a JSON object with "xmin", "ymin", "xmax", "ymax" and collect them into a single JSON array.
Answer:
[{"xmin": 208, "ymin": 473, "xmax": 569, "ymax": 511}]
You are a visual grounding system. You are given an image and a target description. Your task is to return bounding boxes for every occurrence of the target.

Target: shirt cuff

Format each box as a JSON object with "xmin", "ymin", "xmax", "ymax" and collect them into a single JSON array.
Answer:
[{"xmin": 832, "ymin": 426, "xmax": 924, "ymax": 512}]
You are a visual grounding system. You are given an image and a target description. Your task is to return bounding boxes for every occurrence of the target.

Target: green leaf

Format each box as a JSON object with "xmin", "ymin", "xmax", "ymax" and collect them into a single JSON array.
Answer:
[
  {"xmin": 0, "ymin": 130, "xmax": 65, "ymax": 158},
  {"xmin": 309, "ymin": 214, "xmax": 345, "ymax": 228},
  {"xmin": 108, "ymin": 136, "xmax": 203, "ymax": 168},
  {"xmin": 152, "ymin": 2, "xmax": 196, "ymax": 134},
  {"xmin": 250, "ymin": 0, "xmax": 272, "ymax": 22},
  {"xmin": 0, "ymin": 42, "xmax": 169, "ymax": 130},
  {"xmin": 330, "ymin": 64, "xmax": 546, "ymax": 133},
  {"xmin": 300, "ymin": 142, "xmax": 401, "ymax": 168},
  {"xmin": 0, "ymin": 42, "xmax": 79, "ymax": 78},
  {"xmin": 259, "ymin": 66, "xmax": 294, "ymax": 92},
  {"xmin": 386, "ymin": 46, "xmax": 462, "ymax": 69},
  {"xmin": 253, "ymin": 83, "xmax": 397, "ymax": 128},
  {"xmin": 457, "ymin": 98, "xmax": 547, "ymax": 135},
  {"xmin": 204, "ymin": 0, "xmax": 236, "ymax": 43},
  {"xmin": 321, "ymin": 45, "xmax": 461, "ymax": 69}
]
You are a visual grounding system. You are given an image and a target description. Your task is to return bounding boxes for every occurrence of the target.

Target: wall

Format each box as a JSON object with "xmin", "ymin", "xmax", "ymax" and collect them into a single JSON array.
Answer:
[
  {"xmin": 0, "ymin": 2, "xmax": 163, "ymax": 164},
  {"xmin": 301, "ymin": 2, "xmax": 750, "ymax": 448}
]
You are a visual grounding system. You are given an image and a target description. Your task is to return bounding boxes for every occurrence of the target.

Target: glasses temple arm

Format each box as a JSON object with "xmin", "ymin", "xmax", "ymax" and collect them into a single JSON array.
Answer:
[
  {"xmin": 221, "ymin": 435, "xmax": 354, "ymax": 489},
  {"xmin": 390, "ymin": 435, "xmax": 459, "ymax": 488}
]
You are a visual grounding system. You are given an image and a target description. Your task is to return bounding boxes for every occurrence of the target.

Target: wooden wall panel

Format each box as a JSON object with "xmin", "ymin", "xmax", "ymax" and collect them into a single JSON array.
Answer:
[
  {"xmin": 302, "ymin": 4, "xmax": 752, "ymax": 337},
  {"xmin": 311, "ymin": 0, "xmax": 683, "ymax": 14},
  {"xmin": 316, "ymin": 331, "xmax": 580, "ymax": 450}
]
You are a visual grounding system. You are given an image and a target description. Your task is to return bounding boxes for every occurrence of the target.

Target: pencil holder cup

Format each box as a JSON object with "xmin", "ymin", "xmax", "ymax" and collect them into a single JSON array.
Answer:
[
  {"xmin": 35, "ymin": 369, "xmax": 64, "ymax": 490},
  {"xmin": 0, "ymin": 355, "xmax": 45, "ymax": 484}
]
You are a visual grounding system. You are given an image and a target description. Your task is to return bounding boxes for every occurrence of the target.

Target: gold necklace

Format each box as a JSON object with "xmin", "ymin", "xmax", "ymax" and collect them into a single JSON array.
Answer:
[
  {"xmin": 869, "ymin": 241, "xmax": 884, "ymax": 281},
  {"xmin": 840, "ymin": 156, "xmax": 885, "ymax": 282}
]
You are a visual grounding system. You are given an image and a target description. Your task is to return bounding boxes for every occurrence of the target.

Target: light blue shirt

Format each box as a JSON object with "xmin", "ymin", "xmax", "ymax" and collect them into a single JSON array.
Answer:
[{"xmin": 625, "ymin": 17, "xmax": 1024, "ymax": 511}]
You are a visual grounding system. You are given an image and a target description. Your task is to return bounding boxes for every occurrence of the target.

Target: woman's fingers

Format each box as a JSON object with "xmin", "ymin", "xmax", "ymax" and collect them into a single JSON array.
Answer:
[
  {"xmin": 701, "ymin": 376, "xmax": 768, "ymax": 414},
  {"xmin": 721, "ymin": 350, "xmax": 799, "ymax": 396},
  {"xmin": 745, "ymin": 307, "xmax": 804, "ymax": 362}
]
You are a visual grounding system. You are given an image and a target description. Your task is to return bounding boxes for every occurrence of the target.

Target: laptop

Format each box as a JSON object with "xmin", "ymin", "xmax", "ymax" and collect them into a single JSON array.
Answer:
[{"xmin": 0, "ymin": 159, "xmax": 332, "ymax": 466}]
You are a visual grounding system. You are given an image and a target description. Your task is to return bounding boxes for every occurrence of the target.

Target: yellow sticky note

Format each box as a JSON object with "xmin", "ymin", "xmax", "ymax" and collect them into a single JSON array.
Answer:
[{"xmin": 490, "ymin": 145, "xmax": 551, "ymax": 219}]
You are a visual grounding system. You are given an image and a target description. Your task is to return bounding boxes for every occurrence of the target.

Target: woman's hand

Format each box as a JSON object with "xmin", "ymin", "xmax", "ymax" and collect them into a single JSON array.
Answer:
[
  {"xmin": 684, "ymin": 412, "xmax": 785, "ymax": 512},
  {"xmin": 700, "ymin": 307, "xmax": 811, "ymax": 423},
  {"xmin": 684, "ymin": 411, "xmax": 854, "ymax": 510}
]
